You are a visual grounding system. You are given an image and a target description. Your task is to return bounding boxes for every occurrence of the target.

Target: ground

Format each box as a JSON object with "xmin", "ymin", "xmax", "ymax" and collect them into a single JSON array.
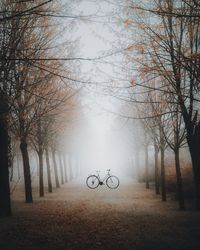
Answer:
[{"xmin": 1, "ymin": 177, "xmax": 200, "ymax": 250}]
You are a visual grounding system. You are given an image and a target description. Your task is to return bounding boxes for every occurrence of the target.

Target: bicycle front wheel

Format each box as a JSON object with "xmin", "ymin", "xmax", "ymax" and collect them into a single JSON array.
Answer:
[
  {"xmin": 106, "ymin": 176, "xmax": 120, "ymax": 189},
  {"xmin": 86, "ymin": 175, "xmax": 99, "ymax": 189}
]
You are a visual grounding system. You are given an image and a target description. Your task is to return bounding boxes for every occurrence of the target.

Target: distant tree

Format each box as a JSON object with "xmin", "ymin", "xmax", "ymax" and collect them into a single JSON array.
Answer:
[{"xmin": 116, "ymin": 0, "xmax": 200, "ymax": 208}]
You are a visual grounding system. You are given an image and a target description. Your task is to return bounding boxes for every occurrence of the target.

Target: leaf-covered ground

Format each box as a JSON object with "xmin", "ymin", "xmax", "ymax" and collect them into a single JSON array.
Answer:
[{"xmin": 1, "ymin": 177, "xmax": 200, "ymax": 250}]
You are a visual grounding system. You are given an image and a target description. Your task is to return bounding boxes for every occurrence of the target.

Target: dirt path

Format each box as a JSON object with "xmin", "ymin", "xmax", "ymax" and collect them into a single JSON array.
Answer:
[{"xmin": 1, "ymin": 177, "xmax": 200, "ymax": 250}]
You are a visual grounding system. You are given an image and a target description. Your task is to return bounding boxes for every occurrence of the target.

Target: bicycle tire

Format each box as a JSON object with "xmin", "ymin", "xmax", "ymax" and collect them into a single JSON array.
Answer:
[
  {"xmin": 86, "ymin": 175, "xmax": 99, "ymax": 189},
  {"xmin": 106, "ymin": 175, "xmax": 120, "ymax": 189}
]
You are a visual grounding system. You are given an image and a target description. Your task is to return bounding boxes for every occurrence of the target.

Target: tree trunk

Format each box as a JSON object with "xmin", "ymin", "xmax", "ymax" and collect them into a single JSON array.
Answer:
[
  {"xmin": 135, "ymin": 149, "xmax": 141, "ymax": 182},
  {"xmin": 63, "ymin": 154, "xmax": 68, "ymax": 182},
  {"xmin": 20, "ymin": 138, "xmax": 33, "ymax": 203},
  {"xmin": 187, "ymin": 137, "xmax": 200, "ymax": 209},
  {"xmin": 9, "ymin": 160, "xmax": 14, "ymax": 182},
  {"xmin": 52, "ymin": 149, "xmax": 60, "ymax": 188},
  {"xmin": 74, "ymin": 157, "xmax": 78, "ymax": 179},
  {"xmin": 77, "ymin": 158, "xmax": 81, "ymax": 178},
  {"xmin": 59, "ymin": 154, "xmax": 64, "ymax": 184},
  {"xmin": 131, "ymin": 156, "xmax": 135, "ymax": 178},
  {"xmin": 183, "ymin": 110, "xmax": 200, "ymax": 209},
  {"xmin": 154, "ymin": 143, "xmax": 160, "ymax": 195},
  {"xmin": 160, "ymin": 147, "xmax": 166, "ymax": 201},
  {"xmin": 145, "ymin": 144, "xmax": 149, "ymax": 189},
  {"xmin": 17, "ymin": 154, "xmax": 21, "ymax": 179},
  {"xmin": 174, "ymin": 148, "xmax": 185, "ymax": 210},
  {"xmin": 45, "ymin": 148, "xmax": 52, "ymax": 193},
  {"xmin": 36, "ymin": 153, "xmax": 39, "ymax": 176},
  {"xmin": 0, "ymin": 95, "xmax": 11, "ymax": 215},
  {"xmin": 38, "ymin": 148, "xmax": 44, "ymax": 197},
  {"xmin": 69, "ymin": 156, "xmax": 73, "ymax": 180}
]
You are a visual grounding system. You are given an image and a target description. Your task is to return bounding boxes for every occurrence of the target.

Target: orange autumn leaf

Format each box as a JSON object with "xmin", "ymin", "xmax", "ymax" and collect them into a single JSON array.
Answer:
[
  {"xmin": 123, "ymin": 19, "xmax": 132, "ymax": 25},
  {"xmin": 130, "ymin": 77, "xmax": 136, "ymax": 86},
  {"xmin": 126, "ymin": 44, "xmax": 135, "ymax": 50}
]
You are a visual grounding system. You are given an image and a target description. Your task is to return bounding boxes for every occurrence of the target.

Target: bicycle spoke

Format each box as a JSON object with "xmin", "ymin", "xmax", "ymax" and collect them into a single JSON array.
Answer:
[
  {"xmin": 86, "ymin": 175, "xmax": 99, "ymax": 189},
  {"xmin": 106, "ymin": 176, "xmax": 120, "ymax": 189},
  {"xmin": 86, "ymin": 172, "xmax": 119, "ymax": 189}
]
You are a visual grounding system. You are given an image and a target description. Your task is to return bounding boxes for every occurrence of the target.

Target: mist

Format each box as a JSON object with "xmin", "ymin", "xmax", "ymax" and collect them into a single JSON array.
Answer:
[{"xmin": 1, "ymin": 1, "xmax": 200, "ymax": 249}]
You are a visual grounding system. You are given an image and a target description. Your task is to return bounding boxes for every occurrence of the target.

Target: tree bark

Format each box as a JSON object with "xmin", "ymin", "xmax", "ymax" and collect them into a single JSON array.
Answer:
[
  {"xmin": 0, "ymin": 95, "xmax": 11, "ymax": 215},
  {"xmin": 159, "ymin": 124, "xmax": 166, "ymax": 202},
  {"xmin": 190, "ymin": 149, "xmax": 200, "ymax": 209},
  {"xmin": 20, "ymin": 138, "xmax": 33, "ymax": 203},
  {"xmin": 160, "ymin": 147, "xmax": 166, "ymax": 201},
  {"xmin": 17, "ymin": 154, "xmax": 21, "ymax": 179},
  {"xmin": 36, "ymin": 151, "xmax": 39, "ymax": 176},
  {"xmin": 52, "ymin": 149, "xmax": 60, "ymax": 188},
  {"xmin": 9, "ymin": 161, "xmax": 14, "ymax": 182},
  {"xmin": 174, "ymin": 148, "xmax": 185, "ymax": 210},
  {"xmin": 45, "ymin": 148, "xmax": 52, "ymax": 192},
  {"xmin": 10, "ymin": 152, "xmax": 15, "ymax": 182},
  {"xmin": 38, "ymin": 147, "xmax": 44, "ymax": 197},
  {"xmin": 187, "ymin": 129, "xmax": 200, "ymax": 209},
  {"xmin": 145, "ymin": 144, "xmax": 149, "ymax": 189},
  {"xmin": 181, "ymin": 111, "xmax": 200, "ymax": 209},
  {"xmin": 58, "ymin": 154, "xmax": 64, "ymax": 184},
  {"xmin": 154, "ymin": 143, "xmax": 160, "ymax": 195}
]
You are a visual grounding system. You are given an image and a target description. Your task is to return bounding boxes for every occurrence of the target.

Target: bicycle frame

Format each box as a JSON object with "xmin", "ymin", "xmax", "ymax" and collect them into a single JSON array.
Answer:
[
  {"xmin": 86, "ymin": 169, "xmax": 119, "ymax": 189},
  {"xmin": 96, "ymin": 170, "xmax": 111, "ymax": 183}
]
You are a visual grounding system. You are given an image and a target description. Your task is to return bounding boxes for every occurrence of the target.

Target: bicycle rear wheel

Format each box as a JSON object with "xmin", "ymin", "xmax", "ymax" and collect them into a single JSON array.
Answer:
[
  {"xmin": 106, "ymin": 176, "xmax": 120, "ymax": 189},
  {"xmin": 86, "ymin": 175, "xmax": 99, "ymax": 189}
]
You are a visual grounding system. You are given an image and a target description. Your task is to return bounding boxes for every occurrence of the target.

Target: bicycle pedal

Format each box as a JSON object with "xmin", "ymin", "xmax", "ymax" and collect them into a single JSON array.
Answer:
[{"xmin": 99, "ymin": 181, "xmax": 103, "ymax": 185}]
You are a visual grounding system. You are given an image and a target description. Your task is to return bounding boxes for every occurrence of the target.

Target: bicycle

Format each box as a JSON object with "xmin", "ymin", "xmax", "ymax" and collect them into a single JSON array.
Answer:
[{"xmin": 86, "ymin": 169, "xmax": 120, "ymax": 189}]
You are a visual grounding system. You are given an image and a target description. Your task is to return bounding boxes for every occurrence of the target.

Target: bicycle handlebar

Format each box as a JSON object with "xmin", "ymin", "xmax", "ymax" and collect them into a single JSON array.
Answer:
[{"xmin": 96, "ymin": 169, "xmax": 110, "ymax": 173}]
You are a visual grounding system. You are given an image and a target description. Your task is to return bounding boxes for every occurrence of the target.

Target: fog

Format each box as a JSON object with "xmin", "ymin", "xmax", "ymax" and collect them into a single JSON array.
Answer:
[{"xmin": 57, "ymin": 0, "xmax": 139, "ymax": 178}]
